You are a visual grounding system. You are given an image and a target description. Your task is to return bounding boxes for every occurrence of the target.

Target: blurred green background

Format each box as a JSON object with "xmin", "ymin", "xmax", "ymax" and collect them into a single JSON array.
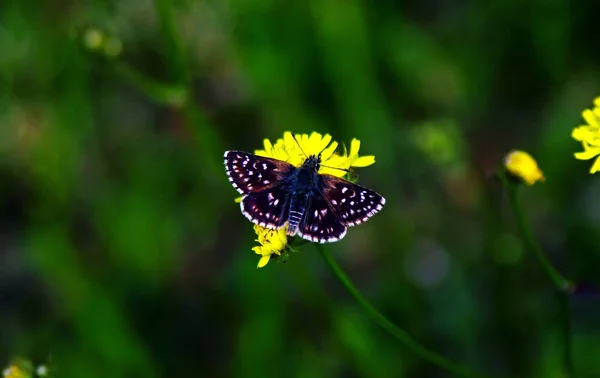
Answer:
[{"xmin": 1, "ymin": 0, "xmax": 600, "ymax": 377}]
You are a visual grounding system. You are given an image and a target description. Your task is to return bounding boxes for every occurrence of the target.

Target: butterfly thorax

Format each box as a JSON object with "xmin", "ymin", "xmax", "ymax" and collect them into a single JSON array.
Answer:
[
  {"xmin": 286, "ymin": 155, "xmax": 322, "ymax": 236},
  {"xmin": 292, "ymin": 156, "xmax": 320, "ymax": 190}
]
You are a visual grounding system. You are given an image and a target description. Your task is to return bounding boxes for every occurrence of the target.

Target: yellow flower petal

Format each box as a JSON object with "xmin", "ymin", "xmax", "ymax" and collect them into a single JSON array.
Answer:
[
  {"xmin": 574, "ymin": 142, "xmax": 600, "ymax": 160},
  {"xmin": 309, "ymin": 133, "xmax": 330, "ymax": 155},
  {"xmin": 292, "ymin": 132, "xmax": 327, "ymax": 157},
  {"xmin": 582, "ymin": 109, "xmax": 599, "ymax": 128},
  {"xmin": 319, "ymin": 167, "xmax": 344, "ymax": 177},
  {"xmin": 320, "ymin": 141, "xmax": 338, "ymax": 162},
  {"xmin": 322, "ymin": 154, "xmax": 347, "ymax": 167},
  {"xmin": 283, "ymin": 132, "xmax": 297, "ymax": 149},
  {"xmin": 308, "ymin": 131, "xmax": 323, "ymax": 144},
  {"xmin": 351, "ymin": 155, "xmax": 376, "ymax": 167},
  {"xmin": 319, "ymin": 154, "xmax": 349, "ymax": 177},
  {"xmin": 345, "ymin": 139, "xmax": 376, "ymax": 168},
  {"xmin": 590, "ymin": 157, "xmax": 600, "ymax": 174},
  {"xmin": 349, "ymin": 138, "xmax": 361, "ymax": 157},
  {"xmin": 263, "ymin": 138, "xmax": 274, "ymax": 154},
  {"xmin": 571, "ymin": 126, "xmax": 593, "ymax": 142},
  {"xmin": 257, "ymin": 255, "xmax": 271, "ymax": 268},
  {"xmin": 281, "ymin": 132, "xmax": 303, "ymax": 166}
]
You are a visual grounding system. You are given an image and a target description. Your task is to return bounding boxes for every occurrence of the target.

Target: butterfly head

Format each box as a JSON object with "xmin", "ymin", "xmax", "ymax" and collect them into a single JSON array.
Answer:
[
  {"xmin": 302, "ymin": 155, "xmax": 322, "ymax": 172},
  {"xmin": 290, "ymin": 133, "xmax": 349, "ymax": 175}
]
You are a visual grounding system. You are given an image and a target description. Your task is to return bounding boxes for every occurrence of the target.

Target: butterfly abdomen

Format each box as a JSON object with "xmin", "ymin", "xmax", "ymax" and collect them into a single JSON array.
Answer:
[
  {"xmin": 286, "ymin": 192, "xmax": 309, "ymax": 236},
  {"xmin": 287, "ymin": 210, "xmax": 303, "ymax": 236}
]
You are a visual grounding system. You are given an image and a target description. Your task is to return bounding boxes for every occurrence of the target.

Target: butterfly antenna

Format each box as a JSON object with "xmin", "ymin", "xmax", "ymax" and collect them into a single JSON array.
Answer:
[
  {"xmin": 316, "ymin": 138, "xmax": 349, "ymax": 172},
  {"xmin": 291, "ymin": 133, "xmax": 309, "ymax": 158},
  {"xmin": 320, "ymin": 164, "xmax": 350, "ymax": 173},
  {"xmin": 292, "ymin": 133, "xmax": 348, "ymax": 173}
]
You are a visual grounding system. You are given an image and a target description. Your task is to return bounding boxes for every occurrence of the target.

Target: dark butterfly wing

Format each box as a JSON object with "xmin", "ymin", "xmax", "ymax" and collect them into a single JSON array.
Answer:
[
  {"xmin": 320, "ymin": 175, "xmax": 385, "ymax": 227},
  {"xmin": 297, "ymin": 194, "xmax": 347, "ymax": 243},
  {"xmin": 240, "ymin": 185, "xmax": 291, "ymax": 229},
  {"xmin": 224, "ymin": 150, "xmax": 295, "ymax": 194}
]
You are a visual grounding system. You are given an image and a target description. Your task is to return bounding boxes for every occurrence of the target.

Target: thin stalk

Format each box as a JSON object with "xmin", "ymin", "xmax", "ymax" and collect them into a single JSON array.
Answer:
[
  {"xmin": 112, "ymin": 62, "xmax": 188, "ymax": 108},
  {"xmin": 503, "ymin": 177, "xmax": 574, "ymax": 378},
  {"xmin": 558, "ymin": 291, "xmax": 574, "ymax": 377},
  {"xmin": 505, "ymin": 184, "xmax": 572, "ymax": 291},
  {"xmin": 316, "ymin": 244, "xmax": 492, "ymax": 378}
]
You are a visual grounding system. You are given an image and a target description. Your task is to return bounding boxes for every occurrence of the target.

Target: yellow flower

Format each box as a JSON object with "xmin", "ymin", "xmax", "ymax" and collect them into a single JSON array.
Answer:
[
  {"xmin": 572, "ymin": 97, "xmax": 600, "ymax": 173},
  {"xmin": 242, "ymin": 131, "xmax": 377, "ymax": 267},
  {"xmin": 252, "ymin": 224, "xmax": 289, "ymax": 268},
  {"xmin": 83, "ymin": 28, "xmax": 105, "ymax": 50},
  {"xmin": 2, "ymin": 360, "xmax": 32, "ymax": 378},
  {"xmin": 504, "ymin": 150, "xmax": 545, "ymax": 185}
]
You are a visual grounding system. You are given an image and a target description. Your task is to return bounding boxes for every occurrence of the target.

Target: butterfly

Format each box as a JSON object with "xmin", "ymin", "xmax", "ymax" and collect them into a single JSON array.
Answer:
[{"xmin": 224, "ymin": 148, "xmax": 386, "ymax": 243}]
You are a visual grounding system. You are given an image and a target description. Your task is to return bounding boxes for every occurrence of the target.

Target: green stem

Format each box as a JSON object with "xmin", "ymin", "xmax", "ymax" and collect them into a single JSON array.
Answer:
[
  {"xmin": 505, "ymin": 183, "xmax": 572, "ymax": 291},
  {"xmin": 316, "ymin": 244, "xmax": 492, "ymax": 378},
  {"xmin": 112, "ymin": 62, "xmax": 188, "ymax": 108},
  {"xmin": 558, "ymin": 291, "xmax": 574, "ymax": 377},
  {"xmin": 502, "ymin": 176, "xmax": 574, "ymax": 378}
]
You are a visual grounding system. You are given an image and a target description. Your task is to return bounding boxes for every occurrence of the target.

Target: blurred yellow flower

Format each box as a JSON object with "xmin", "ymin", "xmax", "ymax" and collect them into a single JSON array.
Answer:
[
  {"xmin": 82, "ymin": 28, "xmax": 123, "ymax": 58},
  {"xmin": 83, "ymin": 28, "xmax": 105, "ymax": 50},
  {"xmin": 504, "ymin": 150, "xmax": 545, "ymax": 185},
  {"xmin": 572, "ymin": 97, "xmax": 600, "ymax": 173},
  {"xmin": 2, "ymin": 360, "xmax": 32, "ymax": 378},
  {"xmin": 252, "ymin": 224, "xmax": 289, "ymax": 268}
]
